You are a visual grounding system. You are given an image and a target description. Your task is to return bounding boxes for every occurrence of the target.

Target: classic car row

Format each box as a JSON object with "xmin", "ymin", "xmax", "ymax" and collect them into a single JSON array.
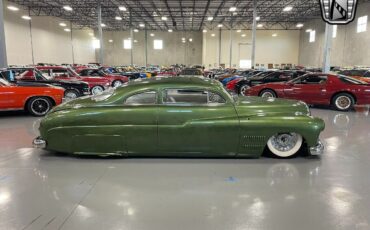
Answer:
[{"xmin": 33, "ymin": 76, "xmax": 325, "ymax": 158}]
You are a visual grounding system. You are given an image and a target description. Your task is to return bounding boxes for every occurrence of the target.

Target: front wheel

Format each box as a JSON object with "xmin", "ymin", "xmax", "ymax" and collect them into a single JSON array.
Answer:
[
  {"xmin": 27, "ymin": 97, "xmax": 52, "ymax": 116},
  {"xmin": 332, "ymin": 93, "xmax": 354, "ymax": 111},
  {"xmin": 239, "ymin": 84, "xmax": 250, "ymax": 95},
  {"xmin": 112, "ymin": 80, "xmax": 123, "ymax": 88},
  {"xmin": 64, "ymin": 89, "xmax": 79, "ymax": 100},
  {"xmin": 267, "ymin": 133, "xmax": 303, "ymax": 158},
  {"xmin": 91, "ymin": 85, "xmax": 104, "ymax": 95}
]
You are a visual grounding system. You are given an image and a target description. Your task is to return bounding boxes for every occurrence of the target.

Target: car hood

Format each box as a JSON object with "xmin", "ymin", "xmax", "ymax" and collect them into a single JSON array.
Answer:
[
  {"xmin": 16, "ymin": 82, "xmax": 54, "ymax": 87},
  {"xmin": 234, "ymin": 96, "xmax": 310, "ymax": 117}
]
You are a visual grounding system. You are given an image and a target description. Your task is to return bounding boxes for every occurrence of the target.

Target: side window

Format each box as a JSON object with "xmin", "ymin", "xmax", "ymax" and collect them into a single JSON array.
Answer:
[
  {"xmin": 163, "ymin": 89, "xmax": 225, "ymax": 105},
  {"xmin": 52, "ymin": 69, "xmax": 69, "ymax": 77},
  {"xmin": 302, "ymin": 76, "xmax": 327, "ymax": 84},
  {"xmin": 124, "ymin": 91, "xmax": 157, "ymax": 105},
  {"xmin": 364, "ymin": 72, "xmax": 370, "ymax": 78}
]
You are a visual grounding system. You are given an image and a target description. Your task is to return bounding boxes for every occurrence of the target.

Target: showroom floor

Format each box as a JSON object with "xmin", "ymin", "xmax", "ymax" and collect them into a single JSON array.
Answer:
[{"xmin": 0, "ymin": 108, "xmax": 370, "ymax": 230}]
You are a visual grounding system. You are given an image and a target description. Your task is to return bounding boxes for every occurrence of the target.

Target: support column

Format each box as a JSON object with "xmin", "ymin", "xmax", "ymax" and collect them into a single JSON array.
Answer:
[
  {"xmin": 144, "ymin": 25, "xmax": 148, "ymax": 67},
  {"xmin": 0, "ymin": 0, "xmax": 8, "ymax": 67},
  {"xmin": 28, "ymin": 16, "xmax": 35, "ymax": 65},
  {"xmin": 229, "ymin": 29, "xmax": 232, "ymax": 68},
  {"xmin": 70, "ymin": 23, "xmax": 75, "ymax": 64},
  {"xmin": 218, "ymin": 28, "xmax": 221, "ymax": 67},
  {"xmin": 322, "ymin": 23, "xmax": 333, "ymax": 73},
  {"xmin": 251, "ymin": 0, "xmax": 257, "ymax": 69},
  {"xmin": 129, "ymin": 9, "xmax": 133, "ymax": 66},
  {"xmin": 97, "ymin": 4, "xmax": 104, "ymax": 64}
]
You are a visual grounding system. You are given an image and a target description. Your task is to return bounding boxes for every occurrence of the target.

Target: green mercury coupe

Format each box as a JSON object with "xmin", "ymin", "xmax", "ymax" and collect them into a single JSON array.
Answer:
[{"xmin": 33, "ymin": 77, "xmax": 325, "ymax": 158}]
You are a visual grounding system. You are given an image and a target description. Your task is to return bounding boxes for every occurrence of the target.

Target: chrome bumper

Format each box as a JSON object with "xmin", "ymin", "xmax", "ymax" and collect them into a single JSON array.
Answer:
[
  {"xmin": 309, "ymin": 140, "xmax": 324, "ymax": 155},
  {"xmin": 33, "ymin": 136, "xmax": 46, "ymax": 149}
]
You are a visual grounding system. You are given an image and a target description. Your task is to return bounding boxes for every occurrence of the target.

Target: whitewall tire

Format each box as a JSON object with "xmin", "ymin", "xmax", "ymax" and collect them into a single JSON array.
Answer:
[{"xmin": 267, "ymin": 133, "xmax": 303, "ymax": 158}]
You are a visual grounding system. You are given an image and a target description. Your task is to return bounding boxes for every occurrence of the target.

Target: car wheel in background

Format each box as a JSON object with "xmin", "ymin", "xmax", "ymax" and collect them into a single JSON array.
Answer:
[
  {"xmin": 239, "ymin": 84, "xmax": 250, "ymax": 95},
  {"xmin": 267, "ymin": 133, "xmax": 303, "ymax": 158},
  {"xmin": 91, "ymin": 85, "xmax": 104, "ymax": 95},
  {"xmin": 27, "ymin": 97, "xmax": 52, "ymax": 117},
  {"xmin": 332, "ymin": 93, "xmax": 354, "ymax": 111},
  {"xmin": 64, "ymin": 89, "xmax": 79, "ymax": 100},
  {"xmin": 112, "ymin": 80, "xmax": 123, "ymax": 88},
  {"xmin": 259, "ymin": 89, "xmax": 277, "ymax": 98}
]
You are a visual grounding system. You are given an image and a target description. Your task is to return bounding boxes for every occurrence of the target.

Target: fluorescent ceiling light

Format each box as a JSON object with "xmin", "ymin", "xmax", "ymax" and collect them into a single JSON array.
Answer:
[
  {"xmin": 59, "ymin": 23, "xmax": 67, "ymax": 27},
  {"xmin": 139, "ymin": 23, "xmax": 145, "ymax": 27},
  {"xmin": 63, "ymin": 5, "xmax": 72, "ymax": 11},
  {"xmin": 119, "ymin": 6, "xmax": 127, "ymax": 11},
  {"xmin": 257, "ymin": 24, "xmax": 263, "ymax": 28},
  {"xmin": 207, "ymin": 16, "xmax": 213, "ymax": 21},
  {"xmin": 64, "ymin": 28, "xmax": 71, "ymax": 32},
  {"xmin": 134, "ymin": 40, "xmax": 138, "ymax": 43},
  {"xmin": 189, "ymin": 38, "xmax": 193, "ymax": 42},
  {"xmin": 168, "ymin": 29, "xmax": 173, "ymax": 32},
  {"xmin": 150, "ymin": 33, "xmax": 155, "ymax": 37},
  {"xmin": 272, "ymin": 33, "xmax": 277, "ymax": 37},
  {"xmin": 306, "ymin": 29, "xmax": 312, "ymax": 32},
  {"xmin": 241, "ymin": 34, "xmax": 246, "ymax": 37},
  {"xmin": 211, "ymin": 34, "xmax": 215, "ymax": 37},
  {"xmin": 256, "ymin": 16, "xmax": 260, "ymax": 21},
  {"xmin": 202, "ymin": 29, "xmax": 207, "ymax": 33},
  {"xmin": 296, "ymin": 23, "xmax": 304, "ymax": 28},
  {"xmin": 236, "ymin": 29, "xmax": 241, "ymax": 32},
  {"xmin": 89, "ymin": 32, "xmax": 94, "ymax": 36},
  {"xmin": 109, "ymin": 39, "xmax": 113, "ymax": 43},
  {"xmin": 7, "ymin": 6, "xmax": 19, "ymax": 11},
  {"xmin": 229, "ymin": 7, "xmax": 237, "ymax": 12},
  {"xmin": 115, "ymin": 16, "xmax": 122, "ymax": 20},
  {"xmin": 21, "ymin": 15, "xmax": 31, "ymax": 20},
  {"xmin": 217, "ymin": 24, "xmax": 223, "ymax": 27},
  {"xmin": 134, "ymin": 29, "xmax": 139, "ymax": 32},
  {"xmin": 101, "ymin": 23, "xmax": 106, "ymax": 27},
  {"xmin": 182, "ymin": 40, "xmax": 186, "ymax": 43},
  {"xmin": 283, "ymin": 6, "xmax": 293, "ymax": 12},
  {"xmin": 161, "ymin": 16, "xmax": 167, "ymax": 21}
]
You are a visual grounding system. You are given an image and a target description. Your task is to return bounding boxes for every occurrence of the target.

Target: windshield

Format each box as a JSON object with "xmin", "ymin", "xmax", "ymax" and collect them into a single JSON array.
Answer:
[
  {"xmin": 34, "ymin": 69, "xmax": 49, "ymax": 80},
  {"xmin": 91, "ymin": 87, "xmax": 116, "ymax": 101},
  {"xmin": 0, "ymin": 77, "xmax": 11, "ymax": 86}
]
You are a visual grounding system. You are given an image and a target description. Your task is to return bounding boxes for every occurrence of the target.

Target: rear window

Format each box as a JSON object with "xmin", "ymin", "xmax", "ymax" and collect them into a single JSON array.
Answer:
[{"xmin": 338, "ymin": 75, "xmax": 366, "ymax": 85}]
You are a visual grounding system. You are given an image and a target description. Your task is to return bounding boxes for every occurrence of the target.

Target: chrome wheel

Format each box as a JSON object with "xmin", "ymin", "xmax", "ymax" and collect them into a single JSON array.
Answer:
[
  {"xmin": 267, "ymin": 133, "xmax": 303, "ymax": 158},
  {"xmin": 261, "ymin": 91, "xmax": 275, "ymax": 98},
  {"xmin": 64, "ymin": 90, "xmax": 79, "ymax": 100},
  {"xmin": 113, "ymin": 80, "xmax": 123, "ymax": 88},
  {"xmin": 240, "ymin": 85, "xmax": 250, "ymax": 95},
  {"xmin": 335, "ymin": 96, "xmax": 351, "ymax": 110},
  {"xmin": 91, "ymin": 86, "xmax": 104, "ymax": 95},
  {"xmin": 29, "ymin": 98, "xmax": 51, "ymax": 116}
]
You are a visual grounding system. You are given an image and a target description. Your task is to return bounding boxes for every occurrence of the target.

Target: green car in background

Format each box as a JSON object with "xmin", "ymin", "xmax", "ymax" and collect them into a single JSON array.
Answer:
[{"xmin": 34, "ymin": 77, "xmax": 325, "ymax": 158}]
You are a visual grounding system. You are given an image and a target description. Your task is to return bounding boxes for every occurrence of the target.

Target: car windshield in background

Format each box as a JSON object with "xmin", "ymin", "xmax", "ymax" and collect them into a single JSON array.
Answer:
[
  {"xmin": 0, "ymin": 77, "xmax": 11, "ymax": 86},
  {"xmin": 180, "ymin": 69, "xmax": 202, "ymax": 75},
  {"xmin": 338, "ymin": 75, "xmax": 367, "ymax": 85}
]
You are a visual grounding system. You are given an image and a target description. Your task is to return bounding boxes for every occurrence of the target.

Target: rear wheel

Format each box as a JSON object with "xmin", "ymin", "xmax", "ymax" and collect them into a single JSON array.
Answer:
[
  {"xmin": 267, "ymin": 133, "xmax": 303, "ymax": 158},
  {"xmin": 64, "ymin": 89, "xmax": 79, "ymax": 100},
  {"xmin": 91, "ymin": 85, "xmax": 104, "ymax": 95},
  {"xmin": 259, "ymin": 89, "xmax": 277, "ymax": 98},
  {"xmin": 332, "ymin": 93, "xmax": 354, "ymax": 111},
  {"xmin": 27, "ymin": 97, "xmax": 52, "ymax": 116}
]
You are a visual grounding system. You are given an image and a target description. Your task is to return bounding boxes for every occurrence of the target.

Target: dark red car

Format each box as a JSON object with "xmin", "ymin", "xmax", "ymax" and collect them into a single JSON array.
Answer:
[
  {"xmin": 245, "ymin": 73, "xmax": 370, "ymax": 111},
  {"xmin": 77, "ymin": 68, "xmax": 129, "ymax": 88},
  {"xmin": 36, "ymin": 66, "xmax": 111, "ymax": 95}
]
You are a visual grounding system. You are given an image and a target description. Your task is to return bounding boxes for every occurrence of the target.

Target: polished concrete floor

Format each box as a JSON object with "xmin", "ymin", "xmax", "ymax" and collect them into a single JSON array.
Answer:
[{"xmin": 0, "ymin": 108, "xmax": 370, "ymax": 230}]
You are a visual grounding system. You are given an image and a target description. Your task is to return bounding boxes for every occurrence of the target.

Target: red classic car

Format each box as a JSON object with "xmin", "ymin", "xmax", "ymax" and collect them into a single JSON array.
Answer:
[
  {"xmin": 76, "ymin": 68, "xmax": 129, "ymax": 87},
  {"xmin": 0, "ymin": 77, "xmax": 64, "ymax": 116},
  {"xmin": 245, "ymin": 73, "xmax": 370, "ymax": 111},
  {"xmin": 36, "ymin": 66, "xmax": 111, "ymax": 95}
]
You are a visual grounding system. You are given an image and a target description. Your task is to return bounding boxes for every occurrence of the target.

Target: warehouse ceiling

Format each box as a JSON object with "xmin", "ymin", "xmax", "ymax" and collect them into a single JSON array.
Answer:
[{"xmin": 7, "ymin": 0, "xmax": 366, "ymax": 31}]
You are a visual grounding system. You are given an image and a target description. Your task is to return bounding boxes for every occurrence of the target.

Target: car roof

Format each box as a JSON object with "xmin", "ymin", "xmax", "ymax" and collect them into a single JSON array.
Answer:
[{"xmin": 116, "ymin": 76, "xmax": 223, "ymax": 92}]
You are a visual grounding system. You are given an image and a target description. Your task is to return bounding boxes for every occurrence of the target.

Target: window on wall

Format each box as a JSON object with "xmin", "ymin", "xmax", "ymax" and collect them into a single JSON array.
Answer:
[
  {"xmin": 239, "ymin": 60, "xmax": 252, "ymax": 68},
  {"xmin": 153, "ymin": 40, "xmax": 163, "ymax": 49},
  {"xmin": 123, "ymin": 39, "xmax": 132, "ymax": 49},
  {"xmin": 309, "ymin": 30, "xmax": 316, "ymax": 43},
  {"xmin": 92, "ymin": 39, "xmax": 100, "ymax": 49},
  {"xmin": 332, "ymin": 25, "xmax": 337, "ymax": 38},
  {"xmin": 357, "ymin": 16, "xmax": 368, "ymax": 33}
]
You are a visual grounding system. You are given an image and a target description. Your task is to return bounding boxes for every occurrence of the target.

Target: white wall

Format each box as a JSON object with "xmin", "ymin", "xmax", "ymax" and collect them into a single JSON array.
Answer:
[
  {"xmin": 298, "ymin": 1, "xmax": 370, "ymax": 67},
  {"xmin": 203, "ymin": 29, "xmax": 300, "ymax": 68},
  {"xmin": 100, "ymin": 30, "xmax": 203, "ymax": 66},
  {"xmin": 3, "ymin": 0, "xmax": 95, "ymax": 65}
]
